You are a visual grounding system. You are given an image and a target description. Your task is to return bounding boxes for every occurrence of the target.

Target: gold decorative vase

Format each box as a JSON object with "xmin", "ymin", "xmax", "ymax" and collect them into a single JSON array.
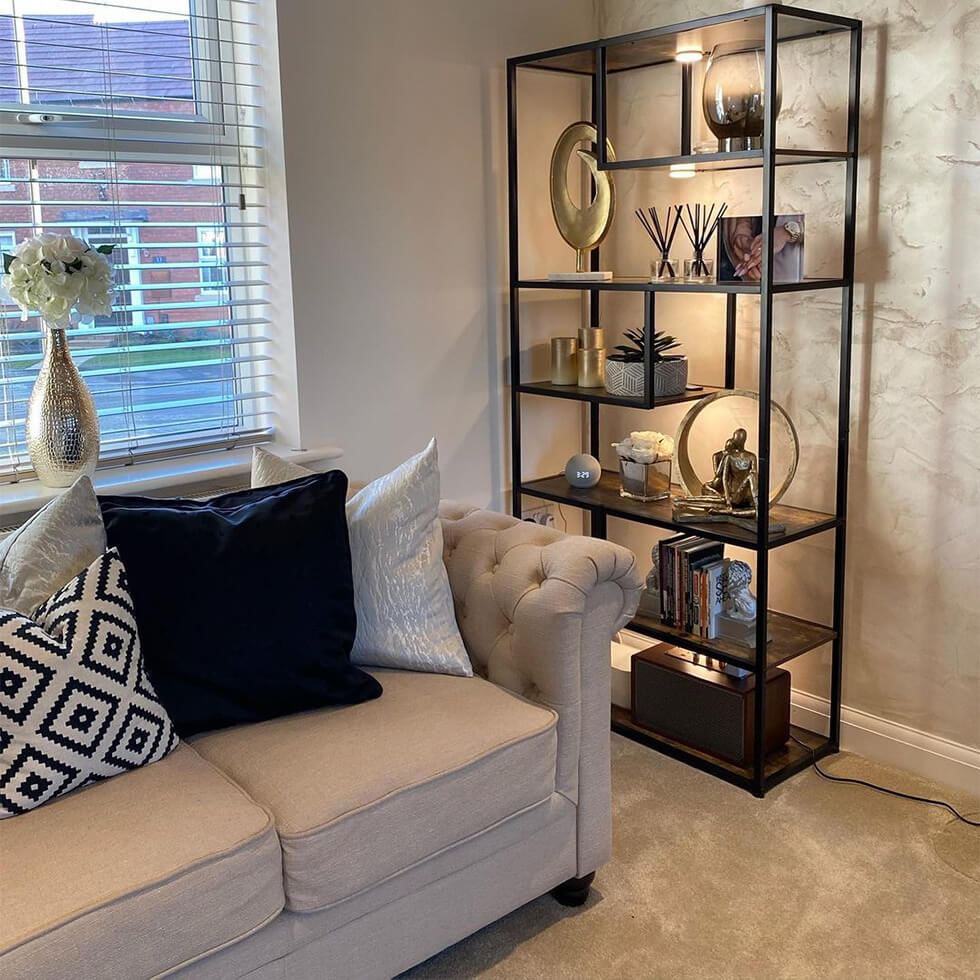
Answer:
[{"xmin": 26, "ymin": 327, "xmax": 100, "ymax": 487}]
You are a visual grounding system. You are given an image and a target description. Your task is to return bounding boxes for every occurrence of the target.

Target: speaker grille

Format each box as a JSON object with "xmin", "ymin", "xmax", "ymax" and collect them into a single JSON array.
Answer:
[{"xmin": 633, "ymin": 658, "xmax": 745, "ymax": 762}]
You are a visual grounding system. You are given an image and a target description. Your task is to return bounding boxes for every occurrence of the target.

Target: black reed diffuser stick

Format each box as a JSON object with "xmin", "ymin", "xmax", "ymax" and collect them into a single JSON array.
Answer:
[
  {"xmin": 677, "ymin": 202, "xmax": 727, "ymax": 278},
  {"xmin": 635, "ymin": 205, "xmax": 682, "ymax": 279}
]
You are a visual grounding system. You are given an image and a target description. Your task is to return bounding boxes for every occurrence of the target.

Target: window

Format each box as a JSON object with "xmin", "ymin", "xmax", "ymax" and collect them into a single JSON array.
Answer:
[
  {"xmin": 0, "ymin": 1, "xmax": 269, "ymax": 480},
  {"xmin": 72, "ymin": 225, "xmax": 145, "ymax": 327},
  {"xmin": 196, "ymin": 226, "xmax": 227, "ymax": 295}
]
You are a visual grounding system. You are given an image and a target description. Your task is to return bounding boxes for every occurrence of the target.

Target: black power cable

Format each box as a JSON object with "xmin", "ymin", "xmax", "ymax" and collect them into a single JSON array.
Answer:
[{"xmin": 790, "ymin": 735, "xmax": 980, "ymax": 828}]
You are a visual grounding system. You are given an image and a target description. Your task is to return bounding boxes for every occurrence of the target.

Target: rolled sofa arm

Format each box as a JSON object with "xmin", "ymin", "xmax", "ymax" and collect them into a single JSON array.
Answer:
[{"xmin": 439, "ymin": 503, "xmax": 642, "ymax": 877}]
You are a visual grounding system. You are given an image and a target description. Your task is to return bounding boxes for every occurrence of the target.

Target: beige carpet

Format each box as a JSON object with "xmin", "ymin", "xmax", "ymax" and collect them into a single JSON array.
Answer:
[{"xmin": 404, "ymin": 735, "xmax": 980, "ymax": 979}]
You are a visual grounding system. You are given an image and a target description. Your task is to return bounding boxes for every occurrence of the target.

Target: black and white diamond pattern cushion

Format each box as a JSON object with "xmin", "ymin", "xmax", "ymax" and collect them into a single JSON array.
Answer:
[{"xmin": 0, "ymin": 548, "xmax": 177, "ymax": 818}]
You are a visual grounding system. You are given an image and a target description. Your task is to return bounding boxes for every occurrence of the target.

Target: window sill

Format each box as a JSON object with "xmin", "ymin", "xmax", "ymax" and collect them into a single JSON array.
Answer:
[{"xmin": 0, "ymin": 444, "xmax": 344, "ymax": 525}]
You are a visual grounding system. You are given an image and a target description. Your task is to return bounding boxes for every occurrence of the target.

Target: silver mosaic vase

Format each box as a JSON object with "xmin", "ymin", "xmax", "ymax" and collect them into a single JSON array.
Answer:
[{"xmin": 26, "ymin": 327, "xmax": 100, "ymax": 488}]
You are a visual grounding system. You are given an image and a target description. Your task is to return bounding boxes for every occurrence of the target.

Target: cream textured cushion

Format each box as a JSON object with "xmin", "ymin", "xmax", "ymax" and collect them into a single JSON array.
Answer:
[
  {"xmin": 251, "ymin": 446, "xmax": 366, "ymax": 498},
  {"xmin": 0, "ymin": 744, "xmax": 284, "ymax": 980},
  {"xmin": 250, "ymin": 444, "xmax": 310, "ymax": 488},
  {"xmin": 0, "ymin": 476, "xmax": 105, "ymax": 616},
  {"xmin": 192, "ymin": 668, "xmax": 557, "ymax": 911},
  {"xmin": 252, "ymin": 442, "xmax": 471, "ymax": 676}
]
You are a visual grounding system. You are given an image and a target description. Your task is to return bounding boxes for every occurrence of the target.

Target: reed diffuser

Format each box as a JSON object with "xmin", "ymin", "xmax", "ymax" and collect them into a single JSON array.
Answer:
[
  {"xmin": 677, "ymin": 203, "xmax": 727, "ymax": 281},
  {"xmin": 635, "ymin": 205, "xmax": 682, "ymax": 280}
]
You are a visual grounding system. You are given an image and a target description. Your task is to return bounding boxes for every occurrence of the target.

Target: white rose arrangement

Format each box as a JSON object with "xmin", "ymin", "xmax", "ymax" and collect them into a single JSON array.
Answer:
[
  {"xmin": 2, "ymin": 233, "xmax": 115, "ymax": 330},
  {"xmin": 612, "ymin": 430, "xmax": 674, "ymax": 464}
]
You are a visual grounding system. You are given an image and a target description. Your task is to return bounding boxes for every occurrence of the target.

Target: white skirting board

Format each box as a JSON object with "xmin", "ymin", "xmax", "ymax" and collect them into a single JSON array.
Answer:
[{"xmin": 791, "ymin": 690, "xmax": 980, "ymax": 799}]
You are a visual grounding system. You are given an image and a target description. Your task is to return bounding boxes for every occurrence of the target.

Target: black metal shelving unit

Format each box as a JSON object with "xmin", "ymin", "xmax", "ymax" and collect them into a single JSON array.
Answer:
[{"xmin": 506, "ymin": 4, "xmax": 862, "ymax": 796}]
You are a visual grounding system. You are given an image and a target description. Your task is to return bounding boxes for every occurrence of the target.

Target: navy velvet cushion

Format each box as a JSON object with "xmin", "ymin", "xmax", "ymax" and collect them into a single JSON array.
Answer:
[{"xmin": 99, "ymin": 472, "xmax": 382, "ymax": 736}]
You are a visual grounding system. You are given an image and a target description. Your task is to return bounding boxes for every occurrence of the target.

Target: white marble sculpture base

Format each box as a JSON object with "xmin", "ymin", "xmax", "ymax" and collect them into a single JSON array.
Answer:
[{"xmin": 547, "ymin": 271, "xmax": 614, "ymax": 281}]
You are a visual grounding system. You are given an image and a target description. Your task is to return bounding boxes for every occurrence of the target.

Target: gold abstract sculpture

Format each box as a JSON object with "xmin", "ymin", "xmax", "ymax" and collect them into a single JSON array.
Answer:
[
  {"xmin": 549, "ymin": 121, "xmax": 615, "ymax": 279},
  {"xmin": 672, "ymin": 389, "xmax": 799, "ymax": 533}
]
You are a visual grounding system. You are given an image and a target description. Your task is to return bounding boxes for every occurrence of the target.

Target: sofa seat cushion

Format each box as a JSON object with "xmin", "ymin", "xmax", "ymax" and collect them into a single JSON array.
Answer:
[
  {"xmin": 0, "ymin": 744, "xmax": 284, "ymax": 980},
  {"xmin": 191, "ymin": 669, "xmax": 558, "ymax": 911}
]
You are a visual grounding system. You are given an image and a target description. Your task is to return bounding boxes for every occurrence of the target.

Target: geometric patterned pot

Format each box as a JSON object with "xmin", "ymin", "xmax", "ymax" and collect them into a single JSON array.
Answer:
[
  {"xmin": 604, "ymin": 359, "xmax": 644, "ymax": 397},
  {"xmin": 605, "ymin": 356, "xmax": 688, "ymax": 399},
  {"xmin": 653, "ymin": 356, "xmax": 688, "ymax": 397}
]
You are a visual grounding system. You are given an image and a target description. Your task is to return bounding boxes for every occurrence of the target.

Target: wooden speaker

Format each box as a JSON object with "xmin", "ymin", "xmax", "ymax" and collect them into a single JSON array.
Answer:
[{"xmin": 630, "ymin": 644, "xmax": 790, "ymax": 767}]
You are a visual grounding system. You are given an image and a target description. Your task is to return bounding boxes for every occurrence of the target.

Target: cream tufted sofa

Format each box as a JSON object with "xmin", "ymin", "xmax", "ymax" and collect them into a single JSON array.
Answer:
[
  {"xmin": 439, "ymin": 501, "xmax": 642, "ymax": 886},
  {"xmin": 1, "ymin": 506, "xmax": 641, "ymax": 980}
]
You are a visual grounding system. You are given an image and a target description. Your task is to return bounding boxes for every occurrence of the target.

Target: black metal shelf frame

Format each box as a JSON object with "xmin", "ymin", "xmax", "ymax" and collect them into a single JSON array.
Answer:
[{"xmin": 506, "ymin": 4, "xmax": 862, "ymax": 796}]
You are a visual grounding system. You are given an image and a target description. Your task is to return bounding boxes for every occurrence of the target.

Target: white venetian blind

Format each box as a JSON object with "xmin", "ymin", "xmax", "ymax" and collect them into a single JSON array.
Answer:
[{"xmin": 0, "ymin": 0, "xmax": 271, "ymax": 480}]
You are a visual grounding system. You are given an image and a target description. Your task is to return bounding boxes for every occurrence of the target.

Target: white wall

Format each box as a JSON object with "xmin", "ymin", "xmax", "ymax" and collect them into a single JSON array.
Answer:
[{"xmin": 275, "ymin": 0, "xmax": 595, "ymax": 504}]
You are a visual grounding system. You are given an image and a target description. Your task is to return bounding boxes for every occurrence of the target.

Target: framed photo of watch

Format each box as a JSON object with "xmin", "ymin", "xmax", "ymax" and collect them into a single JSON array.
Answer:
[{"xmin": 717, "ymin": 213, "xmax": 805, "ymax": 283}]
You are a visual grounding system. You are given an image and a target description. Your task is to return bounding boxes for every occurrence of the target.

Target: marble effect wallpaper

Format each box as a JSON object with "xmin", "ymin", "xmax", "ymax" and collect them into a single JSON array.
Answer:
[{"xmin": 593, "ymin": 0, "xmax": 979, "ymax": 748}]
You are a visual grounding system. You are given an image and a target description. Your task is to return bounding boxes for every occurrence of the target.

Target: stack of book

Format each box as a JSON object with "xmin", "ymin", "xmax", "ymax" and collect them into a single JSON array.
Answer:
[{"xmin": 658, "ymin": 534, "xmax": 729, "ymax": 639}]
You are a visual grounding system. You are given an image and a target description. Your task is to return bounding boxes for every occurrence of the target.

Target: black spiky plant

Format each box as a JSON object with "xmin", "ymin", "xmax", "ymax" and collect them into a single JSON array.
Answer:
[{"xmin": 608, "ymin": 328, "xmax": 683, "ymax": 364}]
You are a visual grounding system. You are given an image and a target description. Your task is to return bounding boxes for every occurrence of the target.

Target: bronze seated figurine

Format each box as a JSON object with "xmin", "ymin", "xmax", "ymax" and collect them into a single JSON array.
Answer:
[{"xmin": 673, "ymin": 427, "xmax": 785, "ymax": 534}]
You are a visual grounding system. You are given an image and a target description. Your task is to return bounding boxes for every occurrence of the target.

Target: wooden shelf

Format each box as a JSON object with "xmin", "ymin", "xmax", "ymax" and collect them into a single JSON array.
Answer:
[
  {"xmin": 521, "ymin": 471, "xmax": 838, "ymax": 549},
  {"xmin": 518, "ymin": 381, "xmax": 724, "ymax": 410},
  {"xmin": 516, "ymin": 277, "xmax": 848, "ymax": 294},
  {"xmin": 612, "ymin": 707, "xmax": 832, "ymax": 791},
  {"xmin": 630, "ymin": 608, "xmax": 836, "ymax": 669}
]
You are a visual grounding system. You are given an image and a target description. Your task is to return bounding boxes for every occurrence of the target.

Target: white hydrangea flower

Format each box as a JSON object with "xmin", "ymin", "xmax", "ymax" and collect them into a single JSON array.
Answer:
[
  {"xmin": 612, "ymin": 429, "xmax": 674, "ymax": 463},
  {"xmin": 1, "ymin": 232, "xmax": 115, "ymax": 329}
]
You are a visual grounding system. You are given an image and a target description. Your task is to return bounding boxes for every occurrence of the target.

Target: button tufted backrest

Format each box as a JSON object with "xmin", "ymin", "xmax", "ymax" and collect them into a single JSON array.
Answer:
[
  {"xmin": 440, "ymin": 507, "xmax": 640, "ymax": 699},
  {"xmin": 441, "ymin": 511, "xmax": 563, "ymax": 678}
]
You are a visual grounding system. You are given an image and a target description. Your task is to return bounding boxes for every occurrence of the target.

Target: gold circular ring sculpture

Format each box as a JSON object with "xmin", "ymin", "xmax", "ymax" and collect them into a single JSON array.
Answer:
[
  {"xmin": 674, "ymin": 388, "xmax": 799, "ymax": 504},
  {"xmin": 550, "ymin": 121, "xmax": 616, "ymax": 273}
]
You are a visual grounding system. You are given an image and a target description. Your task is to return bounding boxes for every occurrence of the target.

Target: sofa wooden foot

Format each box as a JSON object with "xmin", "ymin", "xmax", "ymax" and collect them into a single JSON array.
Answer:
[{"xmin": 550, "ymin": 872, "xmax": 595, "ymax": 907}]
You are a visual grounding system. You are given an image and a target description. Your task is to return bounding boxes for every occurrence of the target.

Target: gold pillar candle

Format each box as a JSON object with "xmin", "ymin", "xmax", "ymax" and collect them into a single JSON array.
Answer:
[
  {"xmin": 577, "ymin": 347, "xmax": 606, "ymax": 388},
  {"xmin": 550, "ymin": 337, "xmax": 579, "ymax": 385},
  {"xmin": 577, "ymin": 326, "xmax": 605, "ymax": 350}
]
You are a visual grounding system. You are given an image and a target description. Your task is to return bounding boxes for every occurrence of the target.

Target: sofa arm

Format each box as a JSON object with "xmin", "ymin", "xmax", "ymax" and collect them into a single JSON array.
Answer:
[{"xmin": 440, "ymin": 505, "xmax": 642, "ymax": 876}]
